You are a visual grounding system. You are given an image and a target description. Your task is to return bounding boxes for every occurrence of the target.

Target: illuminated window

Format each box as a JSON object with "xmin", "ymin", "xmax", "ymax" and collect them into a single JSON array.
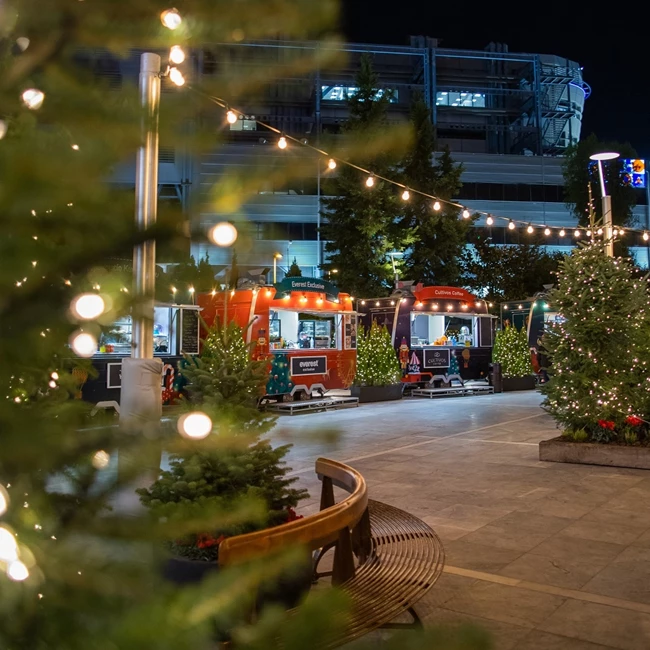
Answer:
[
  {"xmin": 436, "ymin": 91, "xmax": 485, "ymax": 108},
  {"xmin": 321, "ymin": 85, "xmax": 398, "ymax": 103}
]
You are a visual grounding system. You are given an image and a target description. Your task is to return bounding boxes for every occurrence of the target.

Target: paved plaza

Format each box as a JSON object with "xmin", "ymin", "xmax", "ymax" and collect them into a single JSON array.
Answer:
[{"xmin": 272, "ymin": 391, "xmax": 650, "ymax": 650}]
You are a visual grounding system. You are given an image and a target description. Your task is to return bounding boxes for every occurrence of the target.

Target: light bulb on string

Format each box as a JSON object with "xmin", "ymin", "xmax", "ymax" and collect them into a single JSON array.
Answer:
[
  {"xmin": 21, "ymin": 88, "xmax": 44, "ymax": 110},
  {"xmin": 597, "ymin": 228, "xmax": 603, "ymax": 235},
  {"xmin": 226, "ymin": 109, "xmax": 238, "ymax": 124},
  {"xmin": 92, "ymin": 450, "xmax": 110, "ymax": 469},
  {"xmin": 544, "ymin": 227, "xmax": 551, "ymax": 236},
  {"xmin": 527, "ymin": 224, "xmax": 534, "ymax": 234},
  {"xmin": 7, "ymin": 560, "xmax": 29, "ymax": 582},
  {"xmin": 433, "ymin": 200, "xmax": 441, "ymax": 211},
  {"xmin": 401, "ymin": 189, "xmax": 410, "ymax": 201},
  {"xmin": 486, "ymin": 215, "xmax": 494, "ymax": 226},
  {"xmin": 559, "ymin": 229, "xmax": 565, "ymax": 237},
  {"xmin": 462, "ymin": 208, "xmax": 470, "ymax": 219},
  {"xmin": 209, "ymin": 222, "xmax": 238, "ymax": 247},
  {"xmin": 0, "ymin": 486, "xmax": 8, "ymax": 516},
  {"xmin": 161, "ymin": 8, "xmax": 182, "ymax": 29},
  {"xmin": 644, "ymin": 232, "xmax": 649, "ymax": 241},
  {"xmin": 70, "ymin": 293, "xmax": 105, "ymax": 320},
  {"xmin": 587, "ymin": 229, "xmax": 592, "ymax": 237},
  {"xmin": 327, "ymin": 158, "xmax": 337, "ymax": 170},
  {"xmin": 574, "ymin": 229, "xmax": 581, "ymax": 238},
  {"xmin": 619, "ymin": 228, "xmax": 625, "ymax": 235},
  {"xmin": 70, "ymin": 331, "xmax": 97, "ymax": 358},
  {"xmin": 277, "ymin": 136, "xmax": 287, "ymax": 150},
  {"xmin": 613, "ymin": 228, "xmax": 618, "ymax": 236},
  {"xmin": 365, "ymin": 175, "xmax": 375, "ymax": 188},
  {"xmin": 177, "ymin": 412, "xmax": 212, "ymax": 439},
  {"xmin": 169, "ymin": 45, "xmax": 185, "ymax": 65},
  {"xmin": 508, "ymin": 220, "xmax": 515, "ymax": 231},
  {"xmin": 168, "ymin": 67, "xmax": 185, "ymax": 86},
  {"xmin": 0, "ymin": 527, "xmax": 18, "ymax": 562}
]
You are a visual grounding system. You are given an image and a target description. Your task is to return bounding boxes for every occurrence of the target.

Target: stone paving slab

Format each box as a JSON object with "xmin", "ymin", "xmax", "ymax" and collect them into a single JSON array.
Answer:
[{"xmin": 273, "ymin": 392, "xmax": 650, "ymax": 649}]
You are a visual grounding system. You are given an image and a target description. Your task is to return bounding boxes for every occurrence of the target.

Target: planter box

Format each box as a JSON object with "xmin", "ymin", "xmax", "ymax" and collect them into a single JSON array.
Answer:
[
  {"xmin": 502, "ymin": 375, "xmax": 536, "ymax": 392},
  {"xmin": 350, "ymin": 383, "xmax": 404, "ymax": 403},
  {"xmin": 540, "ymin": 437, "xmax": 650, "ymax": 470}
]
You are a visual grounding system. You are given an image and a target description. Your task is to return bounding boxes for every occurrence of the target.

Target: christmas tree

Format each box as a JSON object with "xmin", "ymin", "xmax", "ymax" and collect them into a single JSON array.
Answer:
[
  {"xmin": 354, "ymin": 322, "xmax": 402, "ymax": 387},
  {"xmin": 285, "ymin": 258, "xmax": 303, "ymax": 278},
  {"xmin": 541, "ymin": 242, "xmax": 650, "ymax": 440},
  {"xmin": 493, "ymin": 324, "xmax": 533, "ymax": 378},
  {"xmin": 449, "ymin": 352, "xmax": 460, "ymax": 376},
  {"xmin": 267, "ymin": 354, "xmax": 295, "ymax": 396}
]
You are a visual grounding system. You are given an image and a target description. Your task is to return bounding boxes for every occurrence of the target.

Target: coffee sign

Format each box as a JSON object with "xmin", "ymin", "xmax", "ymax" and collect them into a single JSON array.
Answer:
[
  {"xmin": 423, "ymin": 348, "xmax": 451, "ymax": 369},
  {"xmin": 290, "ymin": 355, "xmax": 327, "ymax": 376}
]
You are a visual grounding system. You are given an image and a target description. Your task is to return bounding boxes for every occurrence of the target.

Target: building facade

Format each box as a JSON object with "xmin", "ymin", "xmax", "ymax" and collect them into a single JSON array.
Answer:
[{"xmin": 99, "ymin": 39, "xmax": 649, "ymax": 277}]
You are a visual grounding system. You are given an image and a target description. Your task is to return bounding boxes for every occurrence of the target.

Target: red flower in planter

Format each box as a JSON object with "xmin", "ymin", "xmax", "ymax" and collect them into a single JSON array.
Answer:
[
  {"xmin": 286, "ymin": 507, "xmax": 304, "ymax": 522},
  {"xmin": 197, "ymin": 533, "xmax": 227, "ymax": 549},
  {"xmin": 597, "ymin": 420, "xmax": 616, "ymax": 431},
  {"xmin": 626, "ymin": 416, "xmax": 644, "ymax": 427}
]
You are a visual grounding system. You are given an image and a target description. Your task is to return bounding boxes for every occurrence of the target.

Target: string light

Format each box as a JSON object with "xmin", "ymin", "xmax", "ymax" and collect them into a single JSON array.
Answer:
[
  {"xmin": 613, "ymin": 229, "xmax": 618, "ymax": 236},
  {"xmin": 70, "ymin": 332, "xmax": 97, "ymax": 358},
  {"xmin": 433, "ymin": 200, "xmax": 441, "ymax": 211},
  {"xmin": 644, "ymin": 232, "xmax": 649, "ymax": 241},
  {"xmin": 401, "ymin": 189, "xmax": 410, "ymax": 201},
  {"xmin": 225, "ymin": 109, "xmax": 238, "ymax": 124},
  {"xmin": 71, "ymin": 144, "xmax": 79, "ymax": 151},
  {"xmin": 168, "ymin": 67, "xmax": 185, "ymax": 86},
  {"xmin": 619, "ymin": 229, "xmax": 625, "ymax": 236},
  {"xmin": 544, "ymin": 227, "xmax": 551, "ymax": 236},
  {"xmin": 0, "ymin": 120, "xmax": 6, "ymax": 140},
  {"xmin": 7, "ymin": 560, "xmax": 29, "ymax": 582},
  {"xmin": 527, "ymin": 224, "xmax": 534, "ymax": 234},
  {"xmin": 462, "ymin": 208, "xmax": 470, "ymax": 219},
  {"xmin": 70, "ymin": 293, "xmax": 105, "ymax": 320},
  {"xmin": 15, "ymin": 37, "xmax": 29, "ymax": 52},
  {"xmin": 161, "ymin": 8, "xmax": 182, "ymax": 29},
  {"xmin": 277, "ymin": 136, "xmax": 287, "ymax": 150},
  {"xmin": 0, "ymin": 486, "xmax": 8, "ymax": 516},
  {"xmin": 486, "ymin": 215, "xmax": 494, "ymax": 225},
  {"xmin": 559, "ymin": 229, "xmax": 566, "ymax": 237},
  {"xmin": 209, "ymin": 222, "xmax": 238, "ymax": 247},
  {"xmin": 92, "ymin": 450, "xmax": 110, "ymax": 469},
  {"xmin": 21, "ymin": 88, "xmax": 44, "ymax": 110},
  {"xmin": 0, "ymin": 527, "xmax": 18, "ymax": 562},
  {"xmin": 365, "ymin": 175, "xmax": 375, "ymax": 188},
  {"xmin": 327, "ymin": 158, "xmax": 337, "ymax": 170},
  {"xmin": 574, "ymin": 229, "xmax": 581, "ymax": 238},
  {"xmin": 587, "ymin": 229, "xmax": 592, "ymax": 237},
  {"xmin": 508, "ymin": 220, "xmax": 515, "ymax": 231},
  {"xmin": 597, "ymin": 228, "xmax": 603, "ymax": 235},
  {"xmin": 177, "ymin": 412, "xmax": 212, "ymax": 439},
  {"xmin": 169, "ymin": 45, "xmax": 185, "ymax": 65}
]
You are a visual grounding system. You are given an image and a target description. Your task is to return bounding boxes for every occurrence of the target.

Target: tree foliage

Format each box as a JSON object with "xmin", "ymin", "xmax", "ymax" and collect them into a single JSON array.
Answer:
[
  {"xmin": 461, "ymin": 235, "xmax": 563, "ymax": 302},
  {"xmin": 285, "ymin": 258, "xmax": 302, "ymax": 277},
  {"xmin": 492, "ymin": 325, "xmax": 533, "ymax": 378},
  {"xmin": 541, "ymin": 242, "xmax": 650, "ymax": 441},
  {"xmin": 401, "ymin": 99, "xmax": 471, "ymax": 285},
  {"xmin": 563, "ymin": 133, "xmax": 638, "ymax": 231},
  {"xmin": 354, "ymin": 322, "xmax": 401, "ymax": 387}
]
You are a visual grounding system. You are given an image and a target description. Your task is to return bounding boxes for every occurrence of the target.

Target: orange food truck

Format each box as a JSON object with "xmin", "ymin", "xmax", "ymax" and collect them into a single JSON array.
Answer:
[{"xmin": 198, "ymin": 277, "xmax": 358, "ymax": 401}]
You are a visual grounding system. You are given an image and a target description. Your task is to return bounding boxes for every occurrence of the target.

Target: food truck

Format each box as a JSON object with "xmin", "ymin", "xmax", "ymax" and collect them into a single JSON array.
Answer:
[
  {"xmin": 198, "ymin": 277, "xmax": 357, "ymax": 401},
  {"xmin": 359, "ymin": 285, "xmax": 495, "ymax": 381},
  {"xmin": 80, "ymin": 303, "xmax": 201, "ymax": 406}
]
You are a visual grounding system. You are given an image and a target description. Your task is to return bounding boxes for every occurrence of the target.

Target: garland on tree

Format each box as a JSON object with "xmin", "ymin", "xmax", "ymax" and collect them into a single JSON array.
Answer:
[
  {"xmin": 493, "ymin": 324, "xmax": 533, "ymax": 378},
  {"xmin": 354, "ymin": 322, "xmax": 401, "ymax": 387},
  {"xmin": 541, "ymin": 242, "xmax": 650, "ymax": 443}
]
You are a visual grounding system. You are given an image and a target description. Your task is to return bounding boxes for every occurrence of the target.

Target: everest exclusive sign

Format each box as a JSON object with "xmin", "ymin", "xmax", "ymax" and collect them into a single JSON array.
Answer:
[
  {"xmin": 291, "ymin": 355, "xmax": 327, "ymax": 376},
  {"xmin": 273, "ymin": 277, "xmax": 339, "ymax": 302}
]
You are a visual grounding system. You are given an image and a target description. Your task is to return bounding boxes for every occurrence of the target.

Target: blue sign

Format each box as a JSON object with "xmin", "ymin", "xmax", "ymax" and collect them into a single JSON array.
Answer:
[{"xmin": 273, "ymin": 277, "xmax": 340, "ymax": 302}]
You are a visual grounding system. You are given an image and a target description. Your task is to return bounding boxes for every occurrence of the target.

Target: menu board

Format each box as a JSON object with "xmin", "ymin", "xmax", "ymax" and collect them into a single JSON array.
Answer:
[
  {"xmin": 180, "ymin": 308, "xmax": 200, "ymax": 355},
  {"xmin": 344, "ymin": 314, "xmax": 357, "ymax": 349}
]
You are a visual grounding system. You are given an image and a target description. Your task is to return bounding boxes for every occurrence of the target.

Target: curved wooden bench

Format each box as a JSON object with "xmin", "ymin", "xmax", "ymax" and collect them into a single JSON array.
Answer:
[{"xmin": 219, "ymin": 458, "xmax": 445, "ymax": 647}]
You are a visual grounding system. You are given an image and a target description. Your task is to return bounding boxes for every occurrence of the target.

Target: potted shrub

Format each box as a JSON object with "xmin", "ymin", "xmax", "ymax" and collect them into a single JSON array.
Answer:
[
  {"xmin": 138, "ymin": 320, "xmax": 311, "ymax": 606},
  {"xmin": 350, "ymin": 322, "xmax": 403, "ymax": 402},
  {"xmin": 492, "ymin": 323, "xmax": 535, "ymax": 391}
]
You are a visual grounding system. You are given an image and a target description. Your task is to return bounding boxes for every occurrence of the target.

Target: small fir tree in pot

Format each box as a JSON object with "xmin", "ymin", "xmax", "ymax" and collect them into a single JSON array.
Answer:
[{"xmin": 492, "ymin": 324, "xmax": 534, "ymax": 390}]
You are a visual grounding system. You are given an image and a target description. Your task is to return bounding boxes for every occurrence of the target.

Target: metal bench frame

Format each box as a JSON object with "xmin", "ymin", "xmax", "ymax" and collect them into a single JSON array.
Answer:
[{"xmin": 219, "ymin": 458, "xmax": 445, "ymax": 647}]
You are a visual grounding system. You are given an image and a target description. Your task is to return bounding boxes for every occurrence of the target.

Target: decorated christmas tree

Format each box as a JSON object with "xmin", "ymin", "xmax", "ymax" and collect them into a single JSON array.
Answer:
[
  {"xmin": 285, "ymin": 258, "xmax": 303, "ymax": 278},
  {"xmin": 449, "ymin": 352, "xmax": 460, "ymax": 376},
  {"xmin": 267, "ymin": 354, "xmax": 295, "ymax": 396},
  {"xmin": 493, "ymin": 324, "xmax": 533, "ymax": 378},
  {"xmin": 541, "ymin": 242, "xmax": 650, "ymax": 441},
  {"xmin": 354, "ymin": 322, "xmax": 402, "ymax": 386}
]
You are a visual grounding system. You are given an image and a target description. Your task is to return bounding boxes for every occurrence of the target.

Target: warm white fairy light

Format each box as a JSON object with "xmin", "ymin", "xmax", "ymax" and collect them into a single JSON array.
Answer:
[
  {"xmin": 508, "ymin": 220, "xmax": 515, "ymax": 231},
  {"xmin": 401, "ymin": 189, "xmax": 410, "ymax": 201},
  {"xmin": 486, "ymin": 215, "xmax": 494, "ymax": 225},
  {"xmin": 277, "ymin": 136, "xmax": 287, "ymax": 150},
  {"xmin": 0, "ymin": 527, "xmax": 18, "ymax": 562},
  {"xmin": 70, "ymin": 332, "xmax": 97, "ymax": 358},
  {"xmin": 559, "ymin": 229, "xmax": 566, "ymax": 237},
  {"xmin": 169, "ymin": 45, "xmax": 185, "ymax": 65},
  {"xmin": 92, "ymin": 450, "xmax": 110, "ymax": 469},
  {"xmin": 619, "ymin": 229, "xmax": 625, "ymax": 236},
  {"xmin": 21, "ymin": 88, "xmax": 45, "ymax": 110},
  {"xmin": 587, "ymin": 229, "xmax": 592, "ymax": 237},
  {"xmin": 644, "ymin": 232, "xmax": 649, "ymax": 241},
  {"xmin": 433, "ymin": 200, "xmax": 441, "ymax": 211},
  {"xmin": 161, "ymin": 8, "xmax": 182, "ymax": 29},
  {"xmin": 71, "ymin": 144, "xmax": 79, "ymax": 151},
  {"xmin": 365, "ymin": 175, "xmax": 375, "ymax": 188},
  {"xmin": 70, "ymin": 293, "xmax": 105, "ymax": 320},
  {"xmin": 177, "ymin": 412, "xmax": 213, "ymax": 439},
  {"xmin": 597, "ymin": 228, "xmax": 603, "ymax": 235},
  {"xmin": 462, "ymin": 208, "xmax": 470, "ymax": 219},
  {"xmin": 51, "ymin": 371, "xmax": 59, "ymax": 381},
  {"xmin": 327, "ymin": 158, "xmax": 337, "ymax": 170},
  {"xmin": 544, "ymin": 227, "xmax": 551, "ymax": 236},
  {"xmin": 16, "ymin": 37, "xmax": 30, "ymax": 51},
  {"xmin": 168, "ymin": 67, "xmax": 185, "ymax": 86},
  {"xmin": 0, "ymin": 486, "xmax": 8, "ymax": 516},
  {"xmin": 0, "ymin": 120, "xmax": 7, "ymax": 140},
  {"xmin": 7, "ymin": 560, "xmax": 29, "ymax": 582},
  {"xmin": 209, "ymin": 222, "xmax": 238, "ymax": 247},
  {"xmin": 527, "ymin": 224, "xmax": 534, "ymax": 234},
  {"xmin": 226, "ymin": 109, "xmax": 237, "ymax": 124},
  {"xmin": 574, "ymin": 229, "xmax": 581, "ymax": 238},
  {"xmin": 48, "ymin": 380, "xmax": 56, "ymax": 389}
]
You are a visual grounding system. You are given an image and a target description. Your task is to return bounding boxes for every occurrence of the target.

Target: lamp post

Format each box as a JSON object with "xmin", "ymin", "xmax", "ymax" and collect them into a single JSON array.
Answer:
[
  {"xmin": 327, "ymin": 268, "xmax": 338, "ymax": 282},
  {"xmin": 273, "ymin": 253, "xmax": 283, "ymax": 284},
  {"xmin": 589, "ymin": 151, "xmax": 620, "ymax": 257}
]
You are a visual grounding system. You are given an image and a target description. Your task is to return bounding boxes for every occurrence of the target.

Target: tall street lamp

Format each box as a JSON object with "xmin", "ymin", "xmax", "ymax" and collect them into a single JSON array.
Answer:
[
  {"xmin": 273, "ymin": 253, "xmax": 283, "ymax": 284},
  {"xmin": 589, "ymin": 151, "xmax": 620, "ymax": 257}
]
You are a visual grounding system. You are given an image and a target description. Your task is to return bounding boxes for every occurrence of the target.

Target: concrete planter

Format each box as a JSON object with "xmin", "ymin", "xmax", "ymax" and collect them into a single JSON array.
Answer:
[
  {"xmin": 502, "ymin": 375, "xmax": 536, "ymax": 392},
  {"xmin": 539, "ymin": 437, "xmax": 650, "ymax": 470},
  {"xmin": 350, "ymin": 384, "xmax": 404, "ymax": 403}
]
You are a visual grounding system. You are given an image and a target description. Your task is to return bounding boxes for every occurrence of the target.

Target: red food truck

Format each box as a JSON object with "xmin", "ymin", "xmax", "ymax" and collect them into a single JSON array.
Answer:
[{"xmin": 198, "ymin": 277, "xmax": 358, "ymax": 401}]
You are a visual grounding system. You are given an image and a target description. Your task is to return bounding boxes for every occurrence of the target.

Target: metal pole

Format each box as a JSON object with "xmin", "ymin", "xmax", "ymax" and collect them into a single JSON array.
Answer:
[
  {"xmin": 273, "ymin": 258, "xmax": 277, "ymax": 284},
  {"xmin": 120, "ymin": 53, "xmax": 163, "ymax": 431}
]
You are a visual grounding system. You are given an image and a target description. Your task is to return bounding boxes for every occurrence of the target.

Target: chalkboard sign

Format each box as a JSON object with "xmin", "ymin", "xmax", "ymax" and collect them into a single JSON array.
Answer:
[
  {"xmin": 180, "ymin": 309, "xmax": 200, "ymax": 355},
  {"xmin": 423, "ymin": 348, "xmax": 450, "ymax": 369},
  {"xmin": 291, "ymin": 355, "xmax": 327, "ymax": 376}
]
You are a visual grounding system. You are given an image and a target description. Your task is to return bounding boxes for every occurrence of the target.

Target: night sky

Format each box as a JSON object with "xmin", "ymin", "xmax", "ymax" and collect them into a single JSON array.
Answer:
[{"xmin": 341, "ymin": 2, "xmax": 648, "ymax": 157}]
